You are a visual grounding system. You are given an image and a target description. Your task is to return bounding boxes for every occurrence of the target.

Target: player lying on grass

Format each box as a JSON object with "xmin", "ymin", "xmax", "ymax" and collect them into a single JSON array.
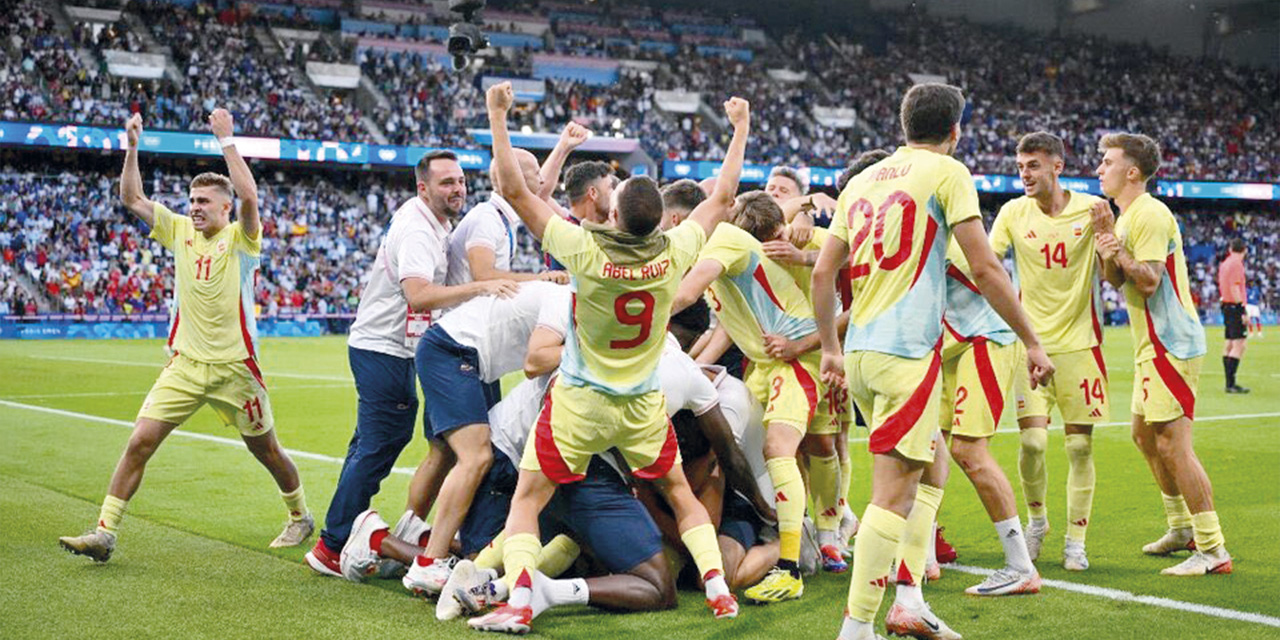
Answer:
[
  {"xmin": 813, "ymin": 83, "xmax": 1054, "ymax": 640},
  {"xmin": 672, "ymin": 190, "xmax": 845, "ymax": 604},
  {"xmin": 1092, "ymin": 133, "xmax": 1232, "ymax": 576},
  {"xmin": 61, "ymin": 111, "xmax": 314, "ymax": 562},
  {"xmin": 466, "ymin": 82, "xmax": 750, "ymax": 634}
]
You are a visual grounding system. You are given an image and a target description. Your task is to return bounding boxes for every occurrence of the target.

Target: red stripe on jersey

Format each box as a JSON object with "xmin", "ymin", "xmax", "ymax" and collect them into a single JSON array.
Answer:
[
  {"xmin": 1090, "ymin": 289, "xmax": 1104, "ymax": 345},
  {"xmin": 534, "ymin": 388, "xmax": 586, "ymax": 484},
  {"xmin": 633, "ymin": 420, "xmax": 680, "ymax": 480},
  {"xmin": 909, "ymin": 217, "xmax": 940, "ymax": 288},
  {"xmin": 788, "ymin": 359, "xmax": 820, "ymax": 425},
  {"xmin": 239, "ymin": 301, "xmax": 256, "ymax": 359},
  {"xmin": 945, "ymin": 263, "xmax": 980, "ymax": 293},
  {"xmin": 167, "ymin": 309, "xmax": 181, "ymax": 349},
  {"xmin": 1091, "ymin": 345, "xmax": 1108, "ymax": 381},
  {"xmin": 972, "ymin": 338, "xmax": 1006, "ymax": 424},
  {"xmin": 1143, "ymin": 305, "xmax": 1196, "ymax": 419},
  {"xmin": 244, "ymin": 357, "xmax": 268, "ymax": 390},
  {"xmin": 752, "ymin": 263, "xmax": 786, "ymax": 311},
  {"xmin": 942, "ymin": 318, "xmax": 967, "ymax": 343},
  {"xmin": 1165, "ymin": 254, "xmax": 1185, "ymax": 306},
  {"xmin": 868, "ymin": 338, "xmax": 943, "ymax": 455}
]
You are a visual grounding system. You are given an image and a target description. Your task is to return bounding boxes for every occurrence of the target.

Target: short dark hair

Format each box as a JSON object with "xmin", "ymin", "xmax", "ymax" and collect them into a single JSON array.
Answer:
[
  {"xmin": 1230, "ymin": 238, "xmax": 1246, "ymax": 253},
  {"xmin": 899, "ymin": 83, "xmax": 965, "ymax": 144},
  {"xmin": 731, "ymin": 191, "xmax": 784, "ymax": 241},
  {"xmin": 1017, "ymin": 131, "xmax": 1065, "ymax": 158},
  {"xmin": 669, "ymin": 297, "xmax": 710, "ymax": 352},
  {"xmin": 415, "ymin": 150, "xmax": 459, "ymax": 183},
  {"xmin": 768, "ymin": 166, "xmax": 807, "ymax": 195},
  {"xmin": 837, "ymin": 150, "xmax": 890, "ymax": 192},
  {"xmin": 615, "ymin": 176, "xmax": 664, "ymax": 236},
  {"xmin": 1099, "ymin": 133, "xmax": 1161, "ymax": 180},
  {"xmin": 564, "ymin": 161, "xmax": 614, "ymax": 203},
  {"xmin": 661, "ymin": 179, "xmax": 706, "ymax": 214}
]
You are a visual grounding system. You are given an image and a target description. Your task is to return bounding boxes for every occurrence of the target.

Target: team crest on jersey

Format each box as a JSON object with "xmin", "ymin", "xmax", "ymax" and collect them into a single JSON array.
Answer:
[
  {"xmin": 1073, "ymin": 224, "xmax": 1084, "ymax": 237},
  {"xmin": 216, "ymin": 239, "xmax": 229, "ymax": 255}
]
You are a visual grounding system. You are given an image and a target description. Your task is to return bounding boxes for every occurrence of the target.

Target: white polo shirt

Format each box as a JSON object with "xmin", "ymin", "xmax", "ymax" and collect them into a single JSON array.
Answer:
[
  {"xmin": 446, "ymin": 193, "xmax": 521, "ymax": 286},
  {"xmin": 705, "ymin": 363, "xmax": 774, "ymax": 508},
  {"xmin": 435, "ymin": 281, "xmax": 571, "ymax": 383},
  {"xmin": 489, "ymin": 374, "xmax": 552, "ymax": 467},
  {"xmin": 348, "ymin": 196, "xmax": 452, "ymax": 359}
]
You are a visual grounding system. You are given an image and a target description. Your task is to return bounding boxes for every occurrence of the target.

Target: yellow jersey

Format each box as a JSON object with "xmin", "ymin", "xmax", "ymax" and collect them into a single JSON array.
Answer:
[
  {"xmin": 1114, "ymin": 193, "xmax": 1206, "ymax": 363},
  {"xmin": 989, "ymin": 191, "xmax": 1105, "ymax": 353},
  {"xmin": 830, "ymin": 146, "xmax": 981, "ymax": 358},
  {"xmin": 699, "ymin": 223, "xmax": 817, "ymax": 363},
  {"xmin": 943, "ymin": 239, "xmax": 1015, "ymax": 345},
  {"xmin": 148, "ymin": 203, "xmax": 261, "ymax": 364},
  {"xmin": 542, "ymin": 215, "xmax": 705, "ymax": 395},
  {"xmin": 780, "ymin": 226, "xmax": 829, "ymax": 301}
]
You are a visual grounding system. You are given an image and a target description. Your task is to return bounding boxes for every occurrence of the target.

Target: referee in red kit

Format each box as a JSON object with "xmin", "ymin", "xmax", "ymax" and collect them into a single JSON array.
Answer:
[{"xmin": 1218, "ymin": 238, "xmax": 1249, "ymax": 393}]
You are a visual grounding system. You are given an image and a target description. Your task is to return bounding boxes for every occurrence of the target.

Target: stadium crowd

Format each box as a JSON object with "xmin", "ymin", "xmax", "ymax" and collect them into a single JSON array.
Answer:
[{"xmin": 2, "ymin": 0, "xmax": 1276, "ymax": 182}]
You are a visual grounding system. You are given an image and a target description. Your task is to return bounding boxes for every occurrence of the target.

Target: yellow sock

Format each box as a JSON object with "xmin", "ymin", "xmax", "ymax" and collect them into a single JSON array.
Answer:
[
  {"xmin": 809, "ymin": 454, "xmax": 842, "ymax": 532},
  {"xmin": 846, "ymin": 504, "xmax": 905, "ymax": 623},
  {"xmin": 767, "ymin": 456, "xmax": 805, "ymax": 562},
  {"xmin": 839, "ymin": 453, "xmax": 853, "ymax": 512},
  {"xmin": 681, "ymin": 523, "xmax": 724, "ymax": 578},
  {"xmin": 502, "ymin": 533, "xmax": 542, "ymax": 590},
  {"xmin": 96, "ymin": 495, "xmax": 127, "ymax": 535},
  {"xmin": 1019, "ymin": 428, "xmax": 1048, "ymax": 518},
  {"xmin": 1191, "ymin": 511, "xmax": 1225, "ymax": 552},
  {"xmin": 475, "ymin": 532, "xmax": 506, "ymax": 571},
  {"xmin": 897, "ymin": 484, "xmax": 943, "ymax": 585},
  {"xmin": 280, "ymin": 486, "xmax": 308, "ymax": 522},
  {"xmin": 537, "ymin": 534, "xmax": 580, "ymax": 578},
  {"xmin": 1064, "ymin": 434, "xmax": 1094, "ymax": 542},
  {"xmin": 1163, "ymin": 493, "xmax": 1193, "ymax": 530}
]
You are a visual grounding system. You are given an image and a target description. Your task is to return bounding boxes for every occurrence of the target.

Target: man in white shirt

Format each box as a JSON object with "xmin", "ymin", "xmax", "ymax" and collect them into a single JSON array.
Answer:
[{"xmin": 305, "ymin": 150, "xmax": 517, "ymax": 577}]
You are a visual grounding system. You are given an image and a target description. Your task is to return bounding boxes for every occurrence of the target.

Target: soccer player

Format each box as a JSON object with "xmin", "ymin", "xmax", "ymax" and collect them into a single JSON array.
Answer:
[
  {"xmin": 468, "ymin": 82, "xmax": 750, "ymax": 633},
  {"xmin": 937, "ymin": 244, "xmax": 1040, "ymax": 596},
  {"xmin": 1093, "ymin": 133, "xmax": 1232, "ymax": 576},
  {"xmin": 765, "ymin": 166, "xmax": 807, "ymax": 203},
  {"xmin": 1217, "ymin": 238, "xmax": 1249, "ymax": 393},
  {"xmin": 304, "ymin": 151, "xmax": 518, "ymax": 577},
  {"xmin": 673, "ymin": 191, "xmax": 844, "ymax": 601},
  {"xmin": 812, "ymin": 84, "xmax": 1053, "ymax": 640},
  {"xmin": 59, "ymin": 111, "xmax": 314, "ymax": 562},
  {"xmin": 988, "ymin": 132, "xmax": 1109, "ymax": 571}
]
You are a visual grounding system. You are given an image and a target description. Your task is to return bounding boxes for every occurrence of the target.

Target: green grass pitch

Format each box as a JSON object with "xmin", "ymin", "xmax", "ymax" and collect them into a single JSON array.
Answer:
[{"xmin": 1, "ymin": 327, "xmax": 1277, "ymax": 639}]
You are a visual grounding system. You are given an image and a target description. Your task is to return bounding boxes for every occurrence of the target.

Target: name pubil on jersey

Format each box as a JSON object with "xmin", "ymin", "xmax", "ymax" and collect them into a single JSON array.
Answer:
[
  {"xmin": 868, "ymin": 164, "xmax": 912, "ymax": 182},
  {"xmin": 601, "ymin": 258, "xmax": 671, "ymax": 281}
]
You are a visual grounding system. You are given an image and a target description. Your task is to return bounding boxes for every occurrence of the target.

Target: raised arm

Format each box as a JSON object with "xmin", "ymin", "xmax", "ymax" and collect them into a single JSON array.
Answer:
[
  {"xmin": 119, "ymin": 114, "xmax": 156, "ymax": 226},
  {"xmin": 208, "ymin": 109, "xmax": 259, "ymax": 238},
  {"xmin": 954, "ymin": 218, "xmax": 1055, "ymax": 388},
  {"xmin": 673, "ymin": 259, "xmax": 725, "ymax": 315},
  {"xmin": 685, "ymin": 98, "xmax": 751, "ymax": 236},
  {"xmin": 537, "ymin": 122, "xmax": 591, "ymax": 201},
  {"xmin": 487, "ymin": 82, "xmax": 558, "ymax": 240}
]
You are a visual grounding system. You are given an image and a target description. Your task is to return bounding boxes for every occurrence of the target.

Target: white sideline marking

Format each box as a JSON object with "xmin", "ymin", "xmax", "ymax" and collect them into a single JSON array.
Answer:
[
  {"xmin": 3, "ymin": 384, "xmax": 351, "ymax": 400},
  {"xmin": 847, "ymin": 412, "xmax": 1280, "ymax": 443},
  {"xmin": 4, "ymin": 399, "xmax": 1280, "ymax": 627},
  {"xmin": 28, "ymin": 354, "xmax": 352, "ymax": 382},
  {"xmin": 948, "ymin": 563, "xmax": 1280, "ymax": 628},
  {"xmin": 0, "ymin": 399, "xmax": 414, "ymax": 476}
]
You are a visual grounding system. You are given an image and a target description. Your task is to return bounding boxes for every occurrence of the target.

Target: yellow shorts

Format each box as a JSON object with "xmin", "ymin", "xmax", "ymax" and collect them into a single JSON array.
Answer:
[
  {"xmin": 826, "ymin": 383, "xmax": 853, "ymax": 433},
  {"xmin": 745, "ymin": 351, "xmax": 836, "ymax": 435},
  {"xmin": 520, "ymin": 381, "xmax": 680, "ymax": 484},
  {"xmin": 1131, "ymin": 355, "xmax": 1201, "ymax": 423},
  {"xmin": 138, "ymin": 354, "xmax": 274, "ymax": 437},
  {"xmin": 1014, "ymin": 345, "xmax": 1110, "ymax": 425},
  {"xmin": 844, "ymin": 347, "xmax": 942, "ymax": 463},
  {"xmin": 940, "ymin": 336, "xmax": 1017, "ymax": 439}
]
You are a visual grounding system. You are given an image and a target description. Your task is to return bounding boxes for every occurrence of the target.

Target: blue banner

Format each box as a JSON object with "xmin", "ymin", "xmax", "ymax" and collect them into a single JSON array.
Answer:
[
  {"xmin": 1, "ymin": 317, "xmax": 335, "ymax": 339},
  {"xmin": 662, "ymin": 160, "xmax": 1280, "ymax": 200},
  {"xmin": 0, "ymin": 121, "xmax": 489, "ymax": 170}
]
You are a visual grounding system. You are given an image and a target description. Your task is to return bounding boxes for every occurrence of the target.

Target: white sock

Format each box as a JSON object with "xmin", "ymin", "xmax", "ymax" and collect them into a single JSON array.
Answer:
[
  {"xmin": 1030, "ymin": 515, "xmax": 1048, "ymax": 528},
  {"xmin": 530, "ymin": 572, "xmax": 589, "ymax": 618},
  {"xmin": 839, "ymin": 616, "xmax": 875, "ymax": 640},
  {"xmin": 705, "ymin": 572, "xmax": 730, "ymax": 599},
  {"xmin": 894, "ymin": 583, "xmax": 924, "ymax": 609},
  {"xmin": 994, "ymin": 516, "xmax": 1035, "ymax": 573},
  {"xmin": 818, "ymin": 529, "xmax": 839, "ymax": 547},
  {"xmin": 490, "ymin": 578, "xmax": 509, "ymax": 603}
]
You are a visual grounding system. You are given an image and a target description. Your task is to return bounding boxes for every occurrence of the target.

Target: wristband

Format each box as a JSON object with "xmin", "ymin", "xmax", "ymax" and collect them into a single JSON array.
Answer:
[{"xmin": 219, "ymin": 136, "xmax": 235, "ymax": 148}]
